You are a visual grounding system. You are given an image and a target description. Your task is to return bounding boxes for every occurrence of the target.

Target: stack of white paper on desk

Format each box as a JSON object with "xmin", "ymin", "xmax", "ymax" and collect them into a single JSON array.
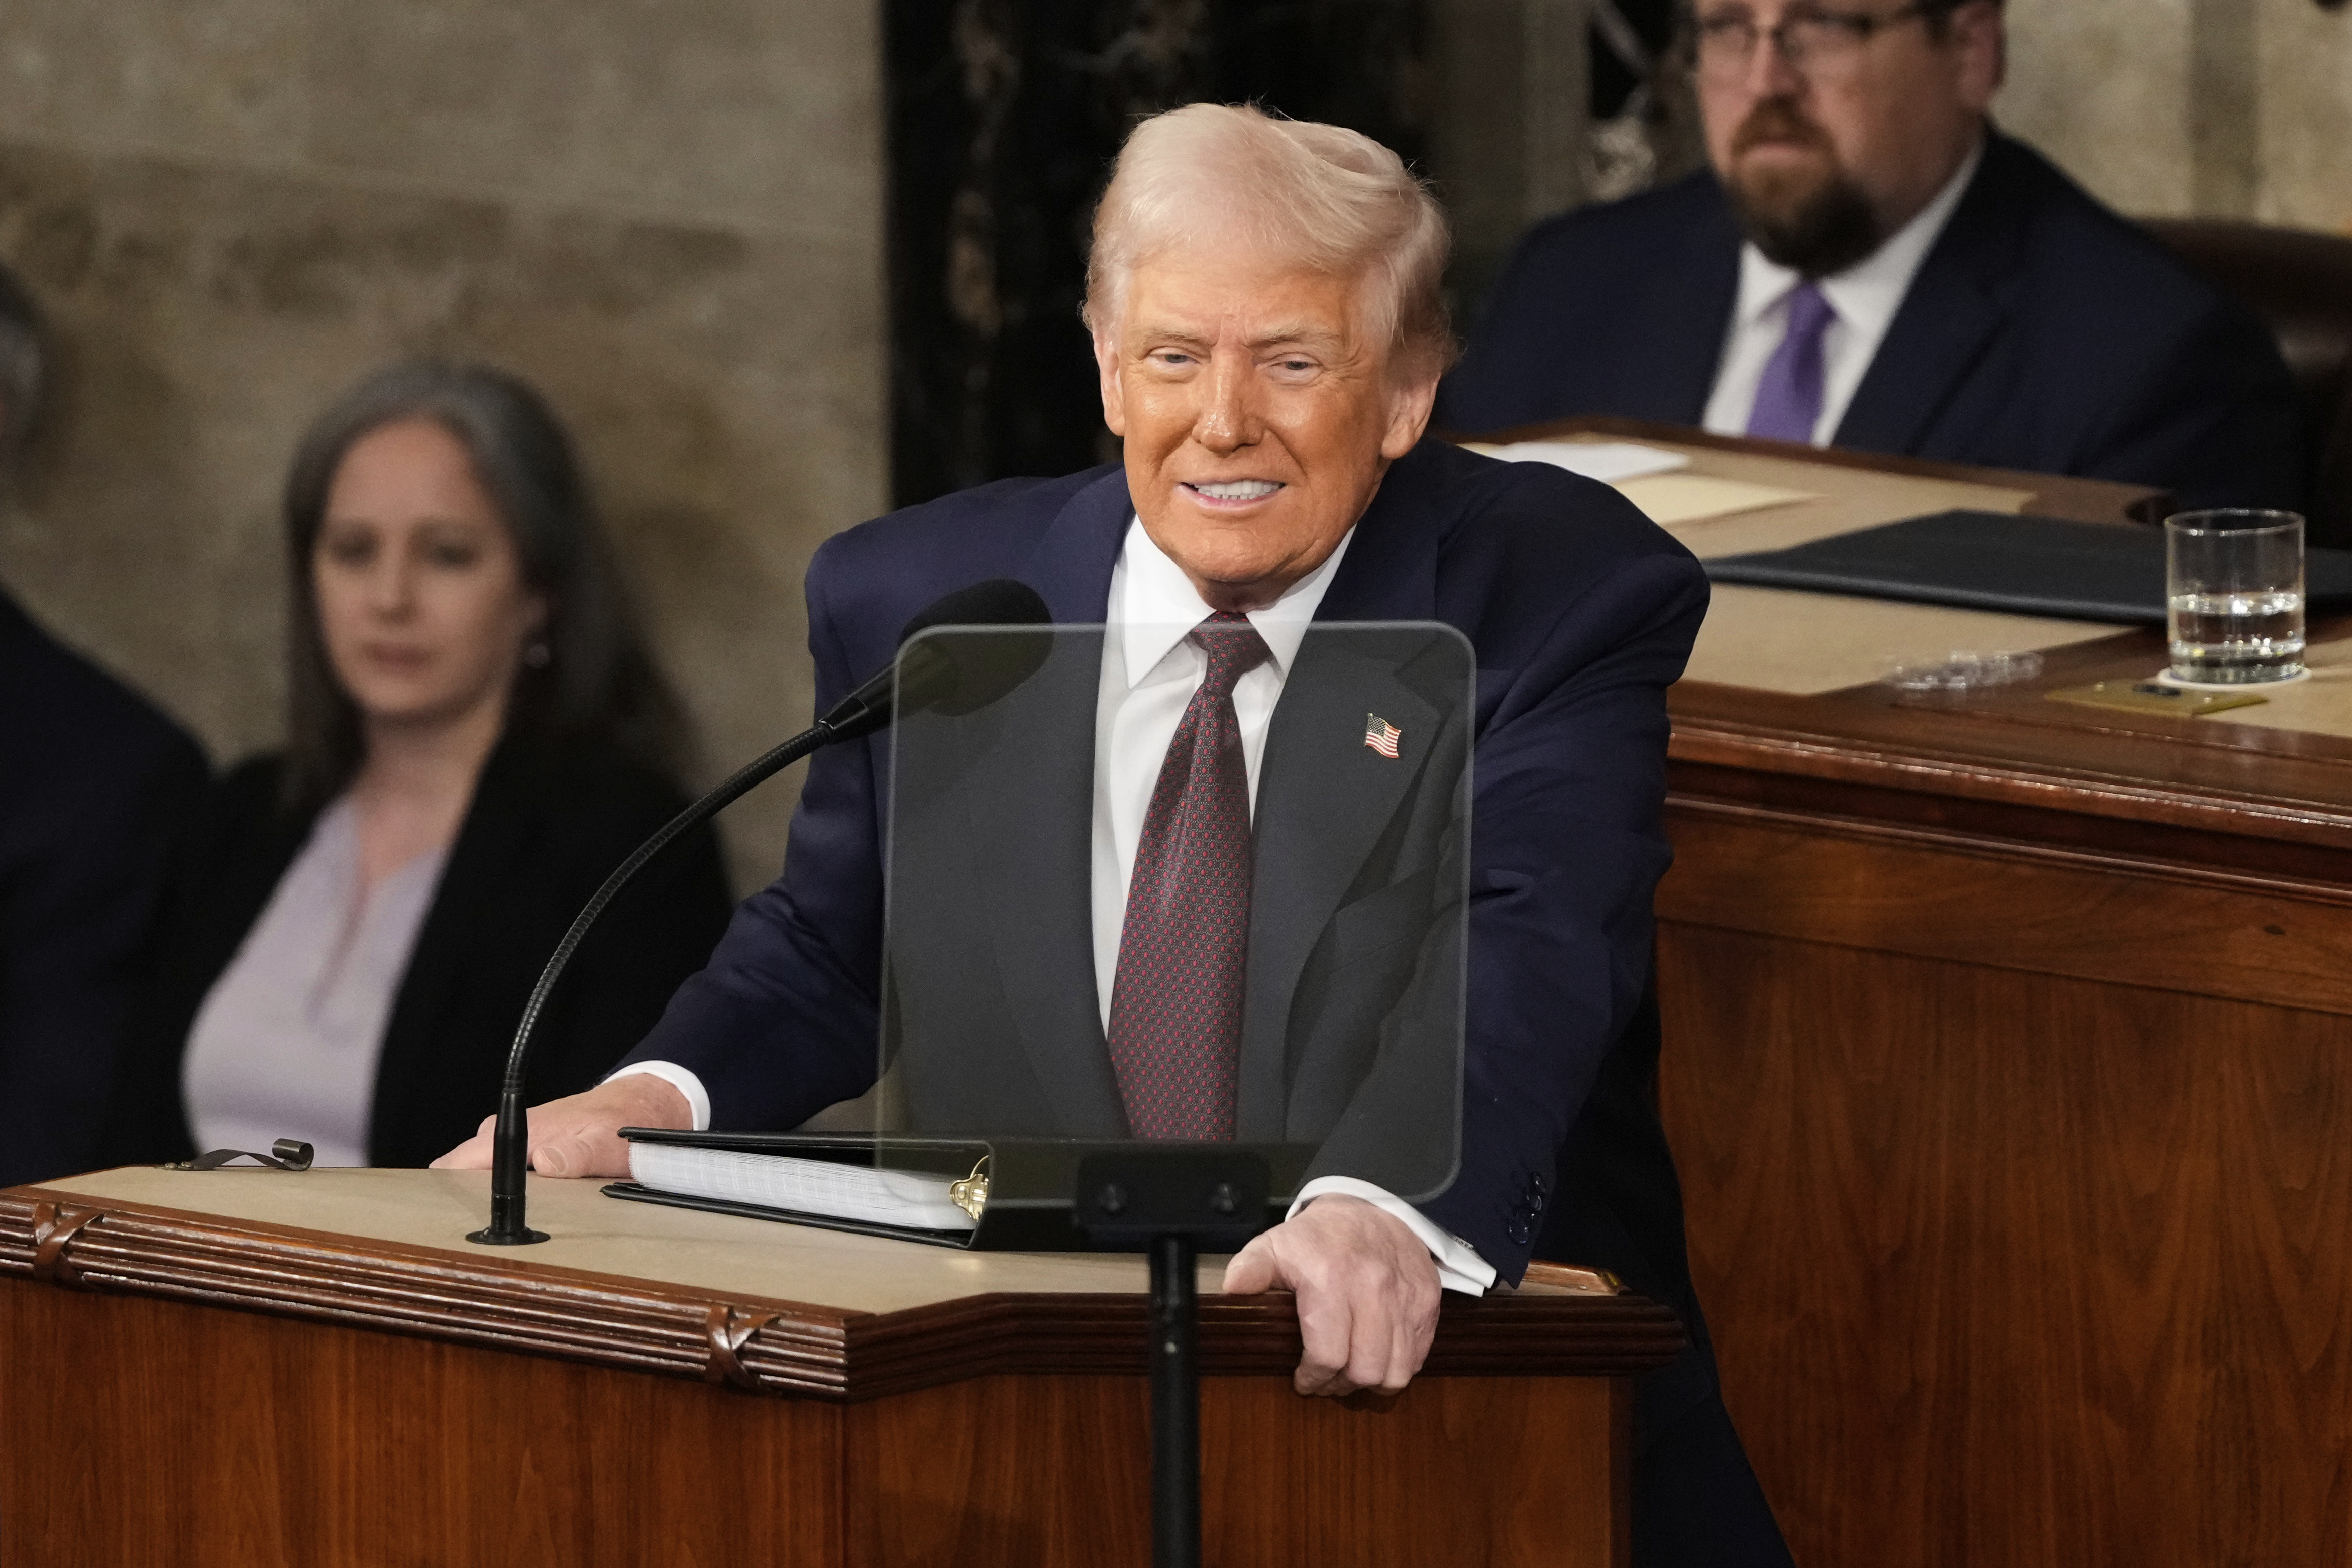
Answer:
[{"xmin": 1464, "ymin": 439, "xmax": 1690, "ymax": 482}]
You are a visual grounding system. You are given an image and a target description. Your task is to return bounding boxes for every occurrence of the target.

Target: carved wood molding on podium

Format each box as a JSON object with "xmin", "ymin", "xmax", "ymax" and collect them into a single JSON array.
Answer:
[{"xmin": 0, "ymin": 1188, "xmax": 1685, "ymax": 1402}]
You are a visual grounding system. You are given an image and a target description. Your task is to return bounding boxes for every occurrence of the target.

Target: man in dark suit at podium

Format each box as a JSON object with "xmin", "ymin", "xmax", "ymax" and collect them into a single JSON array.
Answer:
[
  {"xmin": 1439, "ymin": 0, "xmax": 2304, "ymax": 512},
  {"xmin": 443, "ymin": 103, "xmax": 1790, "ymax": 1564}
]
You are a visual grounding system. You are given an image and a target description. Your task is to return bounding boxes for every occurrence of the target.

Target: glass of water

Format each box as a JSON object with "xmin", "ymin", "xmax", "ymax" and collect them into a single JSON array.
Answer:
[{"xmin": 2165, "ymin": 509, "xmax": 2306, "ymax": 684}]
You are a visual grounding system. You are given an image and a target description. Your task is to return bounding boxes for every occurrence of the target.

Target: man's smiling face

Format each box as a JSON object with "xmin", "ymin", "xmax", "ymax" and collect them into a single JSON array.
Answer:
[{"xmin": 1095, "ymin": 245, "xmax": 1437, "ymax": 613}]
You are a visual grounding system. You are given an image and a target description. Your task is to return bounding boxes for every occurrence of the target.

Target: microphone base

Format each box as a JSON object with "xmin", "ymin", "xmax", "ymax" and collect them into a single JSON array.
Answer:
[{"xmin": 465, "ymin": 1225, "xmax": 551, "ymax": 1246}]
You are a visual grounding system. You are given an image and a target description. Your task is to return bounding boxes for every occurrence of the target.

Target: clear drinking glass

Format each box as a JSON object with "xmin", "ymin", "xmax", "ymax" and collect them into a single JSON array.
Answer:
[{"xmin": 2165, "ymin": 509, "xmax": 2306, "ymax": 684}]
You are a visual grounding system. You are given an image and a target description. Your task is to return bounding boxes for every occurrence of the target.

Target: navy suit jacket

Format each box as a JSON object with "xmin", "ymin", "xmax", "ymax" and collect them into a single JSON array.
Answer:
[
  {"xmin": 881, "ymin": 614, "xmax": 1477, "ymax": 1207},
  {"xmin": 1439, "ymin": 131, "xmax": 2306, "ymax": 513},
  {"xmin": 0, "ymin": 587, "xmax": 206, "ymax": 1189},
  {"xmin": 627, "ymin": 437, "xmax": 1709, "ymax": 1302}
]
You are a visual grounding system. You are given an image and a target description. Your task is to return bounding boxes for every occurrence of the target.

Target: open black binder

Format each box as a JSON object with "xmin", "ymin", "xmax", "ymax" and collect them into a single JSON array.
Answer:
[
  {"xmin": 603, "ymin": 1129, "xmax": 1314, "ymax": 1252},
  {"xmin": 1704, "ymin": 510, "xmax": 2352, "ymax": 623}
]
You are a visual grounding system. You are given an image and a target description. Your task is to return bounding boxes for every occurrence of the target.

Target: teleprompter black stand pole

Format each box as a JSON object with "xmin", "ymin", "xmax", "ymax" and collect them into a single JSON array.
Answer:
[
  {"xmin": 1075, "ymin": 1149, "xmax": 1273, "ymax": 1568},
  {"xmin": 1152, "ymin": 1232, "xmax": 1201, "ymax": 1565}
]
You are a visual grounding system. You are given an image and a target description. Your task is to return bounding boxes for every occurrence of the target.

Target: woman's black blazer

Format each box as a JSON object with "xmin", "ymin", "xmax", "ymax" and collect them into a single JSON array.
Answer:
[{"xmin": 108, "ymin": 734, "xmax": 734, "ymax": 1168}]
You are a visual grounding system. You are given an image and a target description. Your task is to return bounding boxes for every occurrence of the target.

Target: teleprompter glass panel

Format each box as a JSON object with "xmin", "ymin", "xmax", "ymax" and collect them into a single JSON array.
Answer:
[{"xmin": 876, "ymin": 621, "xmax": 1471, "ymax": 1221}]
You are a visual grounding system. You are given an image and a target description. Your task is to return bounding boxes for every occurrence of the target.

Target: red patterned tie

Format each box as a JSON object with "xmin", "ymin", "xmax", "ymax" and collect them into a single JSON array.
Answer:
[{"xmin": 1107, "ymin": 611, "xmax": 1271, "ymax": 1139}]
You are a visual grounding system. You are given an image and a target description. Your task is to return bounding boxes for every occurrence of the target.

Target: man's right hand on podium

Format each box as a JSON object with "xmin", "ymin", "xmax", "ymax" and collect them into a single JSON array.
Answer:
[{"xmin": 428, "ymin": 1074, "xmax": 691, "ymax": 1178}]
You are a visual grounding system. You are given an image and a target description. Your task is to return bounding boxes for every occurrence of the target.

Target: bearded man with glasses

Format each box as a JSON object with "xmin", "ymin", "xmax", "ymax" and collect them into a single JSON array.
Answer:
[{"xmin": 1441, "ymin": 0, "xmax": 2303, "ymax": 515}]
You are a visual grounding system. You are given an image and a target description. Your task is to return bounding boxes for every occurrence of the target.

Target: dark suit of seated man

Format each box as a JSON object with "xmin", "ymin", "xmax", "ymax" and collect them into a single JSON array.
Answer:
[
  {"xmin": 1439, "ymin": 0, "xmax": 2305, "ymax": 514},
  {"xmin": 442, "ymin": 102, "xmax": 1793, "ymax": 1566},
  {"xmin": 0, "ymin": 262, "xmax": 208, "ymax": 1190},
  {"xmin": 2, "ymin": 590, "xmax": 206, "ymax": 1188}
]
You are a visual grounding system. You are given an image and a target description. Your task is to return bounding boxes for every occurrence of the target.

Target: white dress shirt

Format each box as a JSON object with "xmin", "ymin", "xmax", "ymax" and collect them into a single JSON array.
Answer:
[
  {"xmin": 1700, "ymin": 139, "xmax": 1983, "ymax": 444},
  {"xmin": 1087, "ymin": 515, "xmax": 1349, "ymax": 1012},
  {"xmin": 621, "ymin": 517, "xmax": 1496, "ymax": 1295}
]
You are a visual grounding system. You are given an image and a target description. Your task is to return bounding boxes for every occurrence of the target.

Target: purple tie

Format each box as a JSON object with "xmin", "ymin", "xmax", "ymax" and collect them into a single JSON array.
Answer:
[
  {"xmin": 1745, "ymin": 281, "xmax": 1836, "ymax": 444},
  {"xmin": 1106, "ymin": 611, "xmax": 1271, "ymax": 1140}
]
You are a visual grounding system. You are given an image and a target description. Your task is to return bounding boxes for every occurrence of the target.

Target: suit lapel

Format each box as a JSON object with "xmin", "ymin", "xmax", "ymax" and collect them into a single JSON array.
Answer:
[
  {"xmin": 1232, "ymin": 456, "xmax": 1451, "ymax": 1137},
  {"xmin": 1022, "ymin": 465, "xmax": 1131, "ymax": 624},
  {"xmin": 1833, "ymin": 137, "xmax": 2023, "ymax": 454},
  {"xmin": 1627, "ymin": 186, "xmax": 1746, "ymax": 425},
  {"xmin": 1317, "ymin": 443, "xmax": 1447, "ymax": 623},
  {"xmin": 1236, "ymin": 637, "xmax": 1442, "ymax": 1138},
  {"xmin": 930, "ymin": 469, "xmax": 1133, "ymax": 1132},
  {"xmin": 949, "ymin": 627, "xmax": 1127, "ymax": 1132},
  {"xmin": 367, "ymin": 738, "xmax": 539, "ymax": 1147}
]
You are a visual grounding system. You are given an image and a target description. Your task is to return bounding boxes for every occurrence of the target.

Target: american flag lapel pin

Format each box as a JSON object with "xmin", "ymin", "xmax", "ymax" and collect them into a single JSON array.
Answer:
[{"xmin": 1363, "ymin": 712, "xmax": 1402, "ymax": 759}]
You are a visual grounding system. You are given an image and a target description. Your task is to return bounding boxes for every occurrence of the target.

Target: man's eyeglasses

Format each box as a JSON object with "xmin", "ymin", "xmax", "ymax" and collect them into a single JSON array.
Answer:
[{"xmin": 1690, "ymin": 3, "xmax": 1932, "ymax": 79}]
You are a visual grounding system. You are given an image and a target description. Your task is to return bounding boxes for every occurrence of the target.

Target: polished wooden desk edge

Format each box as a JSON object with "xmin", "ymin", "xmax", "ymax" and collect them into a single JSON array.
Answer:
[
  {"xmin": 0, "ymin": 1185, "xmax": 1686, "ymax": 1403},
  {"xmin": 1668, "ymin": 613, "xmax": 2352, "ymax": 867},
  {"xmin": 1672, "ymin": 690, "xmax": 2352, "ymax": 846}
]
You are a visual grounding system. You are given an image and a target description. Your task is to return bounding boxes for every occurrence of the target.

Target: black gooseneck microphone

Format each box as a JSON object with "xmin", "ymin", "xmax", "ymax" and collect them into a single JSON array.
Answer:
[{"xmin": 467, "ymin": 577, "xmax": 1053, "ymax": 1245}]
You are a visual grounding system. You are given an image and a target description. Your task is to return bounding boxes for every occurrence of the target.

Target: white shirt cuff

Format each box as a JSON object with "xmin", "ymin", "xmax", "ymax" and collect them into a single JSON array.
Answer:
[
  {"xmin": 595, "ymin": 1073, "xmax": 1495, "ymax": 1294},
  {"xmin": 1289, "ymin": 1175, "xmax": 1497, "ymax": 1296},
  {"xmin": 603, "ymin": 1061, "xmax": 711, "ymax": 1132}
]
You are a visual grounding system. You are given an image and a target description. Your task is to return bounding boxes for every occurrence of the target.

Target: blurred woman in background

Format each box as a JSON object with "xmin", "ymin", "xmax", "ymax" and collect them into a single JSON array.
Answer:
[{"xmin": 111, "ymin": 361, "xmax": 732, "ymax": 1167}]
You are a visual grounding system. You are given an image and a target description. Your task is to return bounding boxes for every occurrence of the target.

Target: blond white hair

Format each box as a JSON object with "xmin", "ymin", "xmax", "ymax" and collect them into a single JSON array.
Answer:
[{"xmin": 1083, "ymin": 103, "xmax": 1457, "ymax": 379}]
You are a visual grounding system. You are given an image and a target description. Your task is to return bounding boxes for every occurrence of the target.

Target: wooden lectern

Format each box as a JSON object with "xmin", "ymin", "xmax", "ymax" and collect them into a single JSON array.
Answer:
[{"xmin": 0, "ymin": 1167, "xmax": 1679, "ymax": 1567}]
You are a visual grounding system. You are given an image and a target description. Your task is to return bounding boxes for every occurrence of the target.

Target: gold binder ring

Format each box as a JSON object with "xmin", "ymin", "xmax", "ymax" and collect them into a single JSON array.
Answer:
[{"xmin": 947, "ymin": 1156, "xmax": 991, "ymax": 1222}]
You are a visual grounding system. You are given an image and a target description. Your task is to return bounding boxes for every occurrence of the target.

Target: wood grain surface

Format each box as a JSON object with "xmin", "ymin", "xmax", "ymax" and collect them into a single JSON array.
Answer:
[
  {"xmin": 0, "ymin": 1281, "xmax": 846, "ymax": 1568},
  {"xmin": 1660, "ymin": 805, "xmax": 2352, "ymax": 1018},
  {"xmin": 0, "ymin": 1179, "xmax": 1684, "ymax": 1404},
  {"xmin": 0, "ymin": 1279, "xmax": 1629, "ymax": 1568},
  {"xmin": 1658, "ymin": 835, "xmax": 2352, "ymax": 1568},
  {"xmin": 1658, "ymin": 926, "xmax": 2352, "ymax": 1566},
  {"xmin": 846, "ymin": 1374, "xmax": 1622, "ymax": 1567}
]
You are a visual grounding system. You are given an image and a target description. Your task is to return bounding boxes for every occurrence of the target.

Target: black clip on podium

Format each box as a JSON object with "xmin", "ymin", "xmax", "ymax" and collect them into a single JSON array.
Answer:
[{"xmin": 1074, "ymin": 1149, "xmax": 1274, "ymax": 1568}]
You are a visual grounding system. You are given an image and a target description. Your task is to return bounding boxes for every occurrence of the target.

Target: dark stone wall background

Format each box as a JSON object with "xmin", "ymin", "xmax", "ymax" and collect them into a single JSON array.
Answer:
[
  {"xmin": 886, "ymin": 0, "xmax": 1428, "ymax": 506},
  {"xmin": 0, "ymin": 3, "xmax": 888, "ymax": 891}
]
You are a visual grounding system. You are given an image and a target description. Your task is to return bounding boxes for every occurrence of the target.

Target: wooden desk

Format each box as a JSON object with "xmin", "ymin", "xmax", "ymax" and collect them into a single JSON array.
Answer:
[
  {"xmin": 0, "ymin": 1167, "xmax": 1681, "ymax": 1567},
  {"xmin": 1485, "ymin": 412, "xmax": 2171, "ymax": 526},
  {"xmin": 1494, "ymin": 420, "xmax": 2352, "ymax": 1566}
]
